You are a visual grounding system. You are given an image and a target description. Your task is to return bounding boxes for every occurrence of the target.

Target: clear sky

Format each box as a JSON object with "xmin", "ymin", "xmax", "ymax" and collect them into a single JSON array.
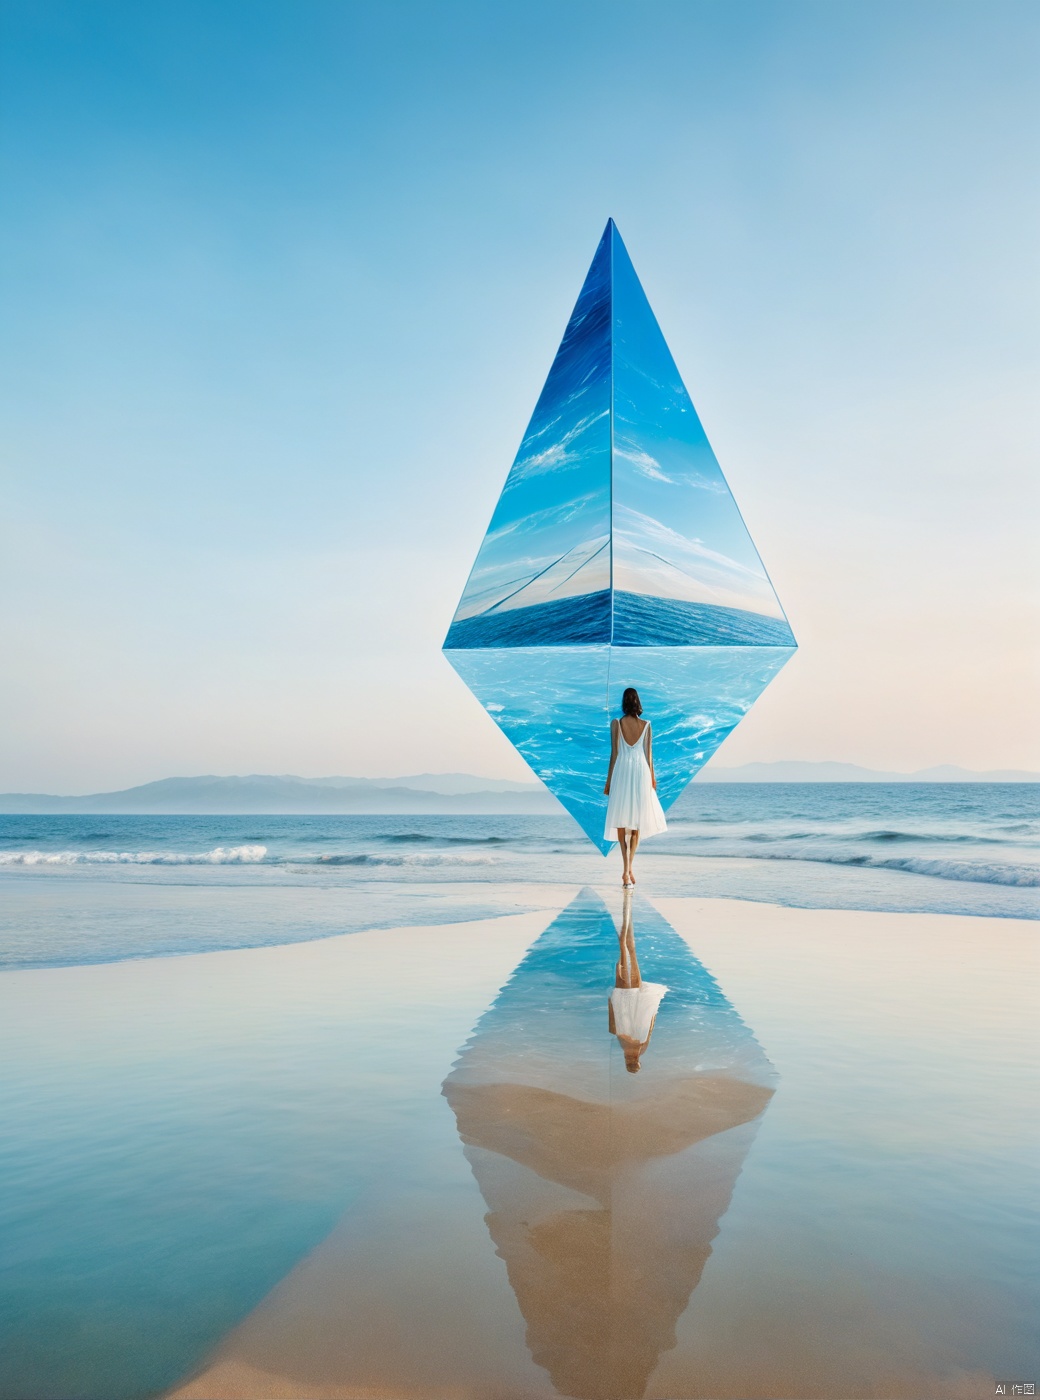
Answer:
[{"xmin": 1, "ymin": 0, "xmax": 1037, "ymax": 791}]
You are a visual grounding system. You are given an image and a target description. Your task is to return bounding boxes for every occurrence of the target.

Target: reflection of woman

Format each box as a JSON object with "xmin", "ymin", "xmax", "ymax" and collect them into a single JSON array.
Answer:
[
  {"xmin": 603, "ymin": 686, "xmax": 667, "ymax": 888},
  {"xmin": 609, "ymin": 893, "xmax": 668, "ymax": 1073}
]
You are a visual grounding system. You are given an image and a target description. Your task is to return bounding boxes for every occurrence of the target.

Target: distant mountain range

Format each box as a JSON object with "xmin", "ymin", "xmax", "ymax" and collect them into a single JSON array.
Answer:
[
  {"xmin": 0, "ymin": 764, "xmax": 1035, "ymax": 813},
  {"xmin": 699, "ymin": 761, "xmax": 1040, "ymax": 784},
  {"xmin": 0, "ymin": 773, "xmax": 558, "ymax": 814}
]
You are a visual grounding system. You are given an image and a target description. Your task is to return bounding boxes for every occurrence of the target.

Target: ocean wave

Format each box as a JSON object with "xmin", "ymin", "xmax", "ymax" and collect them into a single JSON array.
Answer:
[
  {"xmin": 0, "ymin": 845, "xmax": 268, "ymax": 866},
  {"xmin": 669, "ymin": 824, "xmax": 1023, "ymax": 848},
  {"xmin": 851, "ymin": 829, "xmax": 1009, "ymax": 846},
  {"xmin": 383, "ymin": 833, "xmax": 511, "ymax": 846},
  {"xmin": 315, "ymin": 852, "xmax": 498, "ymax": 867},
  {"xmin": 730, "ymin": 849, "xmax": 1040, "ymax": 887}
]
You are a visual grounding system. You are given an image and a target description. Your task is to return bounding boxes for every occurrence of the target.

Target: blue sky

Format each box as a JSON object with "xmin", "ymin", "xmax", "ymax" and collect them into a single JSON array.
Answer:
[{"xmin": 1, "ymin": 0, "xmax": 1037, "ymax": 788}]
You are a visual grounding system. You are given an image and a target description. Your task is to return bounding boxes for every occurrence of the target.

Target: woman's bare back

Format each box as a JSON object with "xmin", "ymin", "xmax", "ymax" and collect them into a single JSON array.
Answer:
[{"xmin": 617, "ymin": 715, "xmax": 649, "ymax": 745}]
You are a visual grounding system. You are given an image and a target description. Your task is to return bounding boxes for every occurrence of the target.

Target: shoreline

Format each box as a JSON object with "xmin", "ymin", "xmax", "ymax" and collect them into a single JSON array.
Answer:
[{"xmin": 1, "ymin": 854, "xmax": 1036, "ymax": 977}]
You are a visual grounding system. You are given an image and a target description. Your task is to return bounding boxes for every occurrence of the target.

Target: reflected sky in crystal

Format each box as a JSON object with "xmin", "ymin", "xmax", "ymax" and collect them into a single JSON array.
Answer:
[
  {"xmin": 611, "ymin": 228, "xmax": 789, "ymax": 626},
  {"xmin": 445, "ymin": 221, "xmax": 795, "ymax": 649},
  {"xmin": 450, "ymin": 226, "xmax": 612, "ymax": 629},
  {"xmin": 443, "ymin": 646, "xmax": 794, "ymax": 852}
]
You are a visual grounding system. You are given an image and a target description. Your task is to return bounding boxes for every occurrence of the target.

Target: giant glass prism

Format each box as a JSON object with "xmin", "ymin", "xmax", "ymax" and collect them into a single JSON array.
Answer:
[{"xmin": 444, "ymin": 221, "xmax": 796, "ymax": 850}]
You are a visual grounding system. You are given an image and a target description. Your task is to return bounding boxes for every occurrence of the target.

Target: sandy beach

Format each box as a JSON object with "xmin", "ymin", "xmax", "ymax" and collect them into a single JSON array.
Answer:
[{"xmin": 126, "ymin": 893, "xmax": 1040, "ymax": 1400}]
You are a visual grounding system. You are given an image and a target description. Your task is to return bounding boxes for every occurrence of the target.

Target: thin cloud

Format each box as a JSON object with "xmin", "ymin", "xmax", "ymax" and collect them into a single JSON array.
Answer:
[{"xmin": 508, "ymin": 409, "xmax": 609, "ymax": 481}]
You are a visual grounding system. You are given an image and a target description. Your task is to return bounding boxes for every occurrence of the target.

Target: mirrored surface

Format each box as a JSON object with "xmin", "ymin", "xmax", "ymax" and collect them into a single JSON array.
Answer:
[
  {"xmin": 445, "ymin": 226, "xmax": 612, "ymax": 648},
  {"xmin": 610, "ymin": 226, "xmax": 794, "ymax": 647},
  {"xmin": 445, "ymin": 220, "xmax": 794, "ymax": 653}
]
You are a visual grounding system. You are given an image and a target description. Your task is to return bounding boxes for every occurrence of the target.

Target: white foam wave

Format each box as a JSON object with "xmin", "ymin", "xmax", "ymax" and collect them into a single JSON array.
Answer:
[
  {"xmin": 0, "ymin": 845, "xmax": 268, "ymax": 866},
  {"xmin": 855, "ymin": 854, "xmax": 1040, "ymax": 887},
  {"xmin": 729, "ymin": 849, "xmax": 1040, "ymax": 888}
]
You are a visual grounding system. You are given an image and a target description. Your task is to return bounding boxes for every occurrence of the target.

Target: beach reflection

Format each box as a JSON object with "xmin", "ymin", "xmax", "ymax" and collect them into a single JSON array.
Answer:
[{"xmin": 442, "ymin": 889, "xmax": 775, "ymax": 1400}]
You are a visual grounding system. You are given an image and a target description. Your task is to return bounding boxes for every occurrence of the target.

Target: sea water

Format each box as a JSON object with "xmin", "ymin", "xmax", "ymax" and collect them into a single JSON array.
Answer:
[
  {"xmin": 1, "ymin": 790, "xmax": 1037, "ymax": 1400},
  {"xmin": 0, "ymin": 785, "xmax": 1037, "ymax": 969}
]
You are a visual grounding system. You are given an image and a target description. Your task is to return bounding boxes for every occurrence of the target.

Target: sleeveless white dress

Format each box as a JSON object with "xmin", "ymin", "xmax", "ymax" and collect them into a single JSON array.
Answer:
[
  {"xmin": 610, "ymin": 982, "xmax": 669, "ymax": 1042},
  {"xmin": 604, "ymin": 719, "xmax": 668, "ymax": 841}
]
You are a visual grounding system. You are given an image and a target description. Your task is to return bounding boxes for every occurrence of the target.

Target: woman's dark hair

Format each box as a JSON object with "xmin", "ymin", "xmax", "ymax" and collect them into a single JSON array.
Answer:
[{"xmin": 621, "ymin": 687, "xmax": 643, "ymax": 717}]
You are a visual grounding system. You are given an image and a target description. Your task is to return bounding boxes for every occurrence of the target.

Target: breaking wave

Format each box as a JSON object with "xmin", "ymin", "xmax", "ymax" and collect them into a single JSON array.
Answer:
[
  {"xmin": 667, "ymin": 823, "xmax": 1026, "ymax": 847},
  {"xmin": 0, "ymin": 845, "xmax": 268, "ymax": 866},
  {"xmin": 733, "ymin": 849, "xmax": 1040, "ymax": 887}
]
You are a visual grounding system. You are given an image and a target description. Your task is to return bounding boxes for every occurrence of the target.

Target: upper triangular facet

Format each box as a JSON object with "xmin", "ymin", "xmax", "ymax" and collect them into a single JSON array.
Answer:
[
  {"xmin": 609, "ymin": 223, "xmax": 794, "ymax": 647},
  {"xmin": 444, "ymin": 225, "xmax": 613, "ymax": 649}
]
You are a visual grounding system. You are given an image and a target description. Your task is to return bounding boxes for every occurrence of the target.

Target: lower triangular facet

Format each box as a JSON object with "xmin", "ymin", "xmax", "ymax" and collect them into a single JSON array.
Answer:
[{"xmin": 444, "ymin": 645, "xmax": 794, "ymax": 853}]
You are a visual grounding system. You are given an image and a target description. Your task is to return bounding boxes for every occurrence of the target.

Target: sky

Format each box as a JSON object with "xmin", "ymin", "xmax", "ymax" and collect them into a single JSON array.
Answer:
[{"xmin": 1, "ymin": 0, "xmax": 1037, "ymax": 791}]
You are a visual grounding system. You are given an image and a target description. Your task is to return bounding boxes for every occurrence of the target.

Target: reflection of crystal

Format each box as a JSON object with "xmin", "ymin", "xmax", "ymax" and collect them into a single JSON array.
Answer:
[
  {"xmin": 443, "ymin": 890, "xmax": 776, "ymax": 1400},
  {"xmin": 444, "ymin": 220, "xmax": 796, "ymax": 850}
]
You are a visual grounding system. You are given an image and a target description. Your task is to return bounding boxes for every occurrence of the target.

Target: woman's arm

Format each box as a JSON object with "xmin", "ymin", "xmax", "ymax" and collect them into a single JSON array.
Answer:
[
  {"xmin": 646, "ymin": 725, "xmax": 656, "ymax": 790},
  {"xmin": 608, "ymin": 1000, "xmax": 616, "ymax": 1034},
  {"xmin": 604, "ymin": 719, "xmax": 618, "ymax": 794}
]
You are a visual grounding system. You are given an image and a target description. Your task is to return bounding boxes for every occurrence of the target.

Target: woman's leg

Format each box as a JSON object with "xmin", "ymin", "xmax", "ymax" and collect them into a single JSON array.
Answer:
[
  {"xmin": 617, "ymin": 894, "xmax": 640, "ymax": 985},
  {"xmin": 628, "ymin": 829, "xmax": 640, "ymax": 882},
  {"xmin": 623, "ymin": 911, "xmax": 641, "ymax": 985},
  {"xmin": 618, "ymin": 828, "xmax": 631, "ymax": 883},
  {"xmin": 616, "ymin": 930, "xmax": 632, "ymax": 987}
]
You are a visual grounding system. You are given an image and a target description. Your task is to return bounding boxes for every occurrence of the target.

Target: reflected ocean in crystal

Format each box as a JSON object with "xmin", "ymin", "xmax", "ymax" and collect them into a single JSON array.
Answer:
[{"xmin": 446, "ymin": 647, "xmax": 794, "ymax": 849}]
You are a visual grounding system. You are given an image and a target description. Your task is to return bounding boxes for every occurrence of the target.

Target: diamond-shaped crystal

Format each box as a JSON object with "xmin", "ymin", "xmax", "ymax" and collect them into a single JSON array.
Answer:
[{"xmin": 444, "ymin": 221, "xmax": 796, "ymax": 850}]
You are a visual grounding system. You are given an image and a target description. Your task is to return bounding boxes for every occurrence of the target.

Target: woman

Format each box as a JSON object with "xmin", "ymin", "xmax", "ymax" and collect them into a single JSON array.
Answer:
[
  {"xmin": 609, "ymin": 891, "xmax": 668, "ymax": 1072},
  {"xmin": 603, "ymin": 686, "xmax": 667, "ymax": 887}
]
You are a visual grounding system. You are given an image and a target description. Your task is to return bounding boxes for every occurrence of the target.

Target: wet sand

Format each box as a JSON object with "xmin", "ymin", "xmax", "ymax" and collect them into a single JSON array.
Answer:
[{"xmin": 165, "ymin": 894, "xmax": 1036, "ymax": 1400}]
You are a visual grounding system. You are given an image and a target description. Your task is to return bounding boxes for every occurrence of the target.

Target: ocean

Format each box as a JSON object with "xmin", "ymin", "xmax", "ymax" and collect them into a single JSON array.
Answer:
[{"xmin": 2, "ymin": 784, "xmax": 1036, "ymax": 969}]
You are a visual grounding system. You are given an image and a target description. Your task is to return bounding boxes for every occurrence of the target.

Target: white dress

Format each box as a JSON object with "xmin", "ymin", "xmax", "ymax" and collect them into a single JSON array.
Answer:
[
  {"xmin": 610, "ymin": 982, "xmax": 669, "ymax": 1042},
  {"xmin": 604, "ymin": 719, "xmax": 668, "ymax": 841}
]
